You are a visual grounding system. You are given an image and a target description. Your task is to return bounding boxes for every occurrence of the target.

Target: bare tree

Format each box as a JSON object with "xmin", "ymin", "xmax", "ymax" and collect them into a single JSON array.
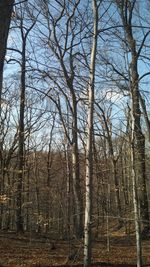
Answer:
[
  {"xmin": 8, "ymin": 3, "xmax": 38, "ymax": 232},
  {"xmin": 34, "ymin": 0, "xmax": 86, "ymax": 238},
  {"xmin": 84, "ymin": 0, "xmax": 99, "ymax": 266},
  {"xmin": 95, "ymin": 103, "xmax": 123, "ymax": 227},
  {"xmin": 115, "ymin": 0, "xmax": 150, "ymax": 233}
]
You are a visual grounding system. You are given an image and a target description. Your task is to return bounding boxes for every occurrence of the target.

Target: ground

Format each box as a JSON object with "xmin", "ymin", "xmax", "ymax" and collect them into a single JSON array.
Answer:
[{"xmin": 0, "ymin": 230, "xmax": 150, "ymax": 267}]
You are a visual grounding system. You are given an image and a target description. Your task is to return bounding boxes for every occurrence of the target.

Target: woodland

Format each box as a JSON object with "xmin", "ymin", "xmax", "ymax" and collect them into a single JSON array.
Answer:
[{"xmin": 0, "ymin": 0, "xmax": 150, "ymax": 267}]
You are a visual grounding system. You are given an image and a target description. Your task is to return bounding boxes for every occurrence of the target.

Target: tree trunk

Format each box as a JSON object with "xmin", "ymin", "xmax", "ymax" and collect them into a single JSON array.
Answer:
[
  {"xmin": 16, "ymin": 36, "xmax": 26, "ymax": 232},
  {"xmin": 15, "ymin": 10, "xmax": 36, "ymax": 232},
  {"xmin": 112, "ymin": 159, "xmax": 122, "ymax": 227},
  {"xmin": 72, "ymin": 96, "xmax": 83, "ymax": 238},
  {"xmin": 84, "ymin": 1, "xmax": 98, "ymax": 266},
  {"xmin": 0, "ymin": 0, "xmax": 14, "ymax": 229},
  {"xmin": 129, "ymin": 43, "xmax": 149, "ymax": 231},
  {"xmin": 131, "ymin": 101, "xmax": 142, "ymax": 267},
  {"xmin": 0, "ymin": 0, "xmax": 14, "ymax": 97}
]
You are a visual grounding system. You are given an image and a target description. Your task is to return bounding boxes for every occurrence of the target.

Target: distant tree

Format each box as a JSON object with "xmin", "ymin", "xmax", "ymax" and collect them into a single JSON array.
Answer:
[
  {"xmin": 8, "ymin": 2, "xmax": 38, "ymax": 232},
  {"xmin": 95, "ymin": 103, "xmax": 123, "ymax": 227},
  {"xmin": 35, "ymin": 0, "xmax": 85, "ymax": 238}
]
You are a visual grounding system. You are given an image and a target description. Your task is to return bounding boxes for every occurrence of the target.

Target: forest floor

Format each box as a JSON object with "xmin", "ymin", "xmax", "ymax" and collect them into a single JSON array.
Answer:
[{"xmin": 0, "ymin": 228, "xmax": 150, "ymax": 267}]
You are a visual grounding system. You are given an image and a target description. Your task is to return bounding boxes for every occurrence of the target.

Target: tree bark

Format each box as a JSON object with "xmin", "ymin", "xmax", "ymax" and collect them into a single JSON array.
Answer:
[
  {"xmin": 15, "ymin": 9, "xmax": 37, "ymax": 232},
  {"xmin": 72, "ymin": 95, "xmax": 83, "ymax": 238},
  {"xmin": 16, "ymin": 34, "xmax": 26, "ymax": 232},
  {"xmin": 129, "ymin": 34, "xmax": 149, "ymax": 232},
  {"xmin": 131, "ymin": 101, "xmax": 142, "ymax": 267},
  {"xmin": 84, "ymin": 1, "xmax": 98, "ymax": 266},
  {"xmin": 0, "ymin": 0, "xmax": 14, "ymax": 98},
  {"xmin": 0, "ymin": 0, "xmax": 14, "ymax": 229}
]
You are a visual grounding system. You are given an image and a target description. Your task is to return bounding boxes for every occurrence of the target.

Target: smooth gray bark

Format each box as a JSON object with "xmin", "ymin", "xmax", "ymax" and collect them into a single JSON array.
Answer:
[
  {"xmin": 84, "ymin": 1, "xmax": 98, "ymax": 266},
  {"xmin": 131, "ymin": 104, "xmax": 142, "ymax": 267}
]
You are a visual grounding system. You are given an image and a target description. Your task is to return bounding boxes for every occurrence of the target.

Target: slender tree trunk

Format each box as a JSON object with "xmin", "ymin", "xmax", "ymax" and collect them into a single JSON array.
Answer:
[
  {"xmin": 121, "ymin": 145, "xmax": 129, "ymax": 206},
  {"xmin": 84, "ymin": 1, "xmax": 98, "ymax": 266},
  {"xmin": 15, "ymin": 12, "xmax": 36, "ymax": 232},
  {"xmin": 72, "ymin": 96, "xmax": 83, "ymax": 238},
  {"xmin": 16, "ymin": 37, "xmax": 26, "ymax": 232},
  {"xmin": 46, "ymin": 119, "xmax": 55, "ymax": 232},
  {"xmin": 34, "ymin": 151, "xmax": 40, "ymax": 233},
  {"xmin": 64, "ymin": 143, "xmax": 72, "ymax": 240},
  {"xmin": 131, "ymin": 103, "xmax": 142, "ymax": 267},
  {"xmin": 25, "ymin": 118, "xmax": 32, "ymax": 232},
  {"xmin": 26, "ymin": 153, "xmax": 30, "ymax": 232},
  {"xmin": 112, "ymin": 159, "xmax": 122, "ymax": 227}
]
